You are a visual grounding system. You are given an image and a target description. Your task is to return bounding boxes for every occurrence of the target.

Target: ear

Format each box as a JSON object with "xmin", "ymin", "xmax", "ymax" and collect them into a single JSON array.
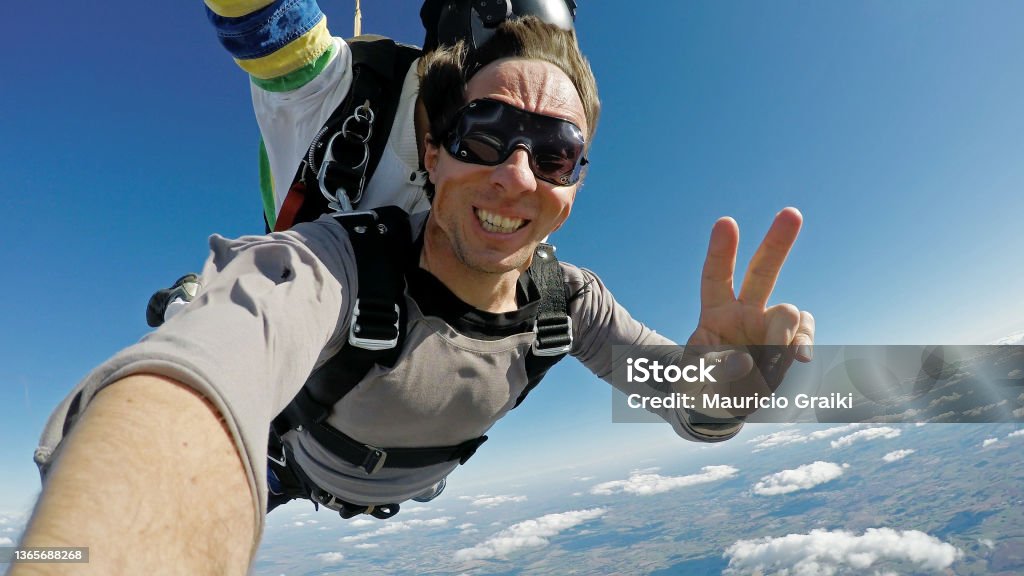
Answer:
[{"xmin": 423, "ymin": 133, "xmax": 440, "ymax": 183}]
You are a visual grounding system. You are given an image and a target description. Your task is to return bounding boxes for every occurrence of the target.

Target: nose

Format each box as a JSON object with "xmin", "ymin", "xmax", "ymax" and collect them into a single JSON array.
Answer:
[{"xmin": 490, "ymin": 147, "xmax": 536, "ymax": 195}]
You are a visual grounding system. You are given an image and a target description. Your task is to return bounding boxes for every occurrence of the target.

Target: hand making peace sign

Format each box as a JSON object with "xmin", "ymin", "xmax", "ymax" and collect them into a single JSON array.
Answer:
[{"xmin": 687, "ymin": 207, "xmax": 815, "ymax": 362}]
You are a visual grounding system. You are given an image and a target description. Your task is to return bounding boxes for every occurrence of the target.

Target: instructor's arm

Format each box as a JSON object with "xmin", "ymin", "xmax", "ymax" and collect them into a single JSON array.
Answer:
[{"xmin": 13, "ymin": 375, "xmax": 255, "ymax": 576}]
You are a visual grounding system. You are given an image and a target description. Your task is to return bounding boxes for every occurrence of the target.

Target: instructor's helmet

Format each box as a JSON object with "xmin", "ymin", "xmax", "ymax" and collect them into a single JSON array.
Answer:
[{"xmin": 420, "ymin": 0, "xmax": 577, "ymax": 52}]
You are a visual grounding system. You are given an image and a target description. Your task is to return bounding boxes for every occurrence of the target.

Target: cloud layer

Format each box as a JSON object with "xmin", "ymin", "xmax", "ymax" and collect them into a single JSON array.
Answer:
[
  {"xmin": 748, "ymin": 425, "xmax": 863, "ymax": 452},
  {"xmin": 590, "ymin": 465, "xmax": 738, "ymax": 496},
  {"xmin": 724, "ymin": 527, "xmax": 962, "ymax": 575},
  {"xmin": 454, "ymin": 508, "xmax": 606, "ymax": 561},
  {"xmin": 459, "ymin": 494, "xmax": 528, "ymax": 508},
  {"xmin": 341, "ymin": 516, "xmax": 453, "ymax": 543},
  {"xmin": 753, "ymin": 461, "xmax": 847, "ymax": 496},
  {"xmin": 830, "ymin": 427, "xmax": 900, "ymax": 449}
]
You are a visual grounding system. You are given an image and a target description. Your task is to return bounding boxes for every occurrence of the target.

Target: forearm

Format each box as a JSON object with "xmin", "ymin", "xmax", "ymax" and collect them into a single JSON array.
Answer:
[{"xmin": 15, "ymin": 375, "xmax": 255, "ymax": 576}]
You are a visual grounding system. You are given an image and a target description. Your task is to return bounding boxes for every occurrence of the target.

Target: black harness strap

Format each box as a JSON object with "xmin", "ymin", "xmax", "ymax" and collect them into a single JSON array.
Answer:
[
  {"xmin": 267, "ymin": 440, "xmax": 401, "ymax": 519},
  {"xmin": 274, "ymin": 206, "xmax": 411, "ymax": 437},
  {"xmin": 516, "ymin": 243, "xmax": 571, "ymax": 407}
]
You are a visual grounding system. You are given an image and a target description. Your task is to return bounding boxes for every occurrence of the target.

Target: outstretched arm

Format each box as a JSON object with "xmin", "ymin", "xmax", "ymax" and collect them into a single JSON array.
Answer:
[{"xmin": 14, "ymin": 375, "xmax": 256, "ymax": 576}]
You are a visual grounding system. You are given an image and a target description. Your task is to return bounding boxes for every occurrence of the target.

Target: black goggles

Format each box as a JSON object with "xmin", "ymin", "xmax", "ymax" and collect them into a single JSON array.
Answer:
[{"xmin": 442, "ymin": 99, "xmax": 589, "ymax": 186}]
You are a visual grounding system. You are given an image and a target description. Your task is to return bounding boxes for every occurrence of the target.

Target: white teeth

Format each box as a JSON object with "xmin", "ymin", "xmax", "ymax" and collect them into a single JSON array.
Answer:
[{"xmin": 476, "ymin": 209, "xmax": 525, "ymax": 234}]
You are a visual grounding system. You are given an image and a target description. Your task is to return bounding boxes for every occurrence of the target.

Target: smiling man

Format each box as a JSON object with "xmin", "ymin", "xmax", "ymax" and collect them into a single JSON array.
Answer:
[{"xmin": 20, "ymin": 17, "xmax": 813, "ymax": 576}]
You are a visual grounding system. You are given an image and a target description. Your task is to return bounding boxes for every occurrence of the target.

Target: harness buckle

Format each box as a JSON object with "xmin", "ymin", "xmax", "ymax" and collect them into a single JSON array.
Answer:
[
  {"xmin": 349, "ymin": 299, "xmax": 401, "ymax": 350},
  {"xmin": 313, "ymin": 489, "xmax": 348, "ymax": 513},
  {"xmin": 267, "ymin": 441, "xmax": 287, "ymax": 467},
  {"xmin": 532, "ymin": 316, "xmax": 573, "ymax": 356},
  {"xmin": 317, "ymin": 101, "xmax": 375, "ymax": 212},
  {"xmin": 360, "ymin": 445, "xmax": 388, "ymax": 475}
]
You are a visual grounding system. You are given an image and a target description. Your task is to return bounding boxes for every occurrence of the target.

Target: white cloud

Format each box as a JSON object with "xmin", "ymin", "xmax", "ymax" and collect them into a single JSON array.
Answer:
[
  {"xmin": 341, "ymin": 517, "xmax": 454, "ymax": 543},
  {"xmin": 982, "ymin": 438, "xmax": 999, "ymax": 448},
  {"xmin": 1008, "ymin": 430, "xmax": 1024, "ymax": 439},
  {"xmin": 454, "ymin": 508, "xmax": 606, "ymax": 561},
  {"xmin": 353, "ymin": 543, "xmax": 379, "ymax": 549},
  {"xmin": 926, "ymin": 393, "xmax": 961, "ymax": 410},
  {"xmin": 467, "ymin": 495, "xmax": 527, "ymax": 508},
  {"xmin": 928, "ymin": 411, "xmax": 955, "ymax": 422},
  {"xmin": 882, "ymin": 449, "xmax": 915, "ymax": 463},
  {"xmin": 349, "ymin": 518, "xmax": 376, "ymax": 528},
  {"xmin": 1008, "ymin": 369, "xmax": 1022, "ymax": 378},
  {"xmin": 831, "ymin": 427, "xmax": 901, "ymax": 449},
  {"xmin": 400, "ymin": 506, "xmax": 433, "ymax": 515},
  {"xmin": 748, "ymin": 429, "xmax": 809, "ymax": 451},
  {"xmin": 0, "ymin": 537, "xmax": 12, "ymax": 546},
  {"xmin": 575, "ymin": 476, "xmax": 594, "ymax": 482},
  {"xmin": 979, "ymin": 538, "xmax": 995, "ymax": 550},
  {"xmin": 992, "ymin": 330, "xmax": 1024, "ymax": 345},
  {"xmin": 458, "ymin": 523, "xmax": 475, "ymax": 530},
  {"xmin": 963, "ymin": 400, "xmax": 1007, "ymax": 417},
  {"xmin": 749, "ymin": 426, "xmax": 864, "ymax": 452},
  {"xmin": 1012, "ymin": 407, "xmax": 1024, "ymax": 418},
  {"xmin": 316, "ymin": 552, "xmax": 345, "ymax": 564},
  {"xmin": 724, "ymin": 528, "xmax": 962, "ymax": 575},
  {"xmin": 808, "ymin": 424, "xmax": 863, "ymax": 440},
  {"xmin": 590, "ymin": 465, "xmax": 738, "ymax": 496},
  {"xmin": 753, "ymin": 462, "xmax": 847, "ymax": 496}
]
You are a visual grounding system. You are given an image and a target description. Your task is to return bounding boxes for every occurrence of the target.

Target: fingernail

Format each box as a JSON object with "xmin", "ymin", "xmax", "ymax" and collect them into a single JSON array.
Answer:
[{"xmin": 796, "ymin": 344, "xmax": 812, "ymax": 362}]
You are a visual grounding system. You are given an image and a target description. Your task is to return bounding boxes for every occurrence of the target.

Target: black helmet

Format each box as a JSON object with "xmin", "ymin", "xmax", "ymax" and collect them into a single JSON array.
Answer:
[{"xmin": 420, "ymin": 0, "xmax": 577, "ymax": 52}]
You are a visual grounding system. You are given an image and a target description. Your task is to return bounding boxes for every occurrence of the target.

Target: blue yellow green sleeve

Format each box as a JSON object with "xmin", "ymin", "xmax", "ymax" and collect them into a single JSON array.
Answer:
[{"xmin": 204, "ymin": 0, "xmax": 336, "ymax": 92}]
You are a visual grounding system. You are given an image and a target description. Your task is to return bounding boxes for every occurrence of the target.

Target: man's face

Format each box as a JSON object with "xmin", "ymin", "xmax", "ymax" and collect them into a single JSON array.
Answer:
[{"xmin": 424, "ymin": 58, "xmax": 588, "ymax": 275}]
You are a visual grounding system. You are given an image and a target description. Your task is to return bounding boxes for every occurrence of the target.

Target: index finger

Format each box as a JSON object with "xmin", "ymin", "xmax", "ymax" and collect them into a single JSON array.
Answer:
[
  {"xmin": 700, "ymin": 216, "xmax": 740, "ymax": 309},
  {"xmin": 738, "ymin": 207, "xmax": 803, "ymax": 308}
]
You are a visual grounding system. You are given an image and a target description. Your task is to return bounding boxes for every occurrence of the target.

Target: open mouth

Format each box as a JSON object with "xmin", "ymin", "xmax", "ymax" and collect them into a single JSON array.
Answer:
[{"xmin": 475, "ymin": 208, "xmax": 528, "ymax": 234}]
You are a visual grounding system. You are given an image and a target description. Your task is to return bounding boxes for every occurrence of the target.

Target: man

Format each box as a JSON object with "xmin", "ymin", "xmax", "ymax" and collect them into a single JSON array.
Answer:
[{"xmin": 19, "ymin": 18, "xmax": 813, "ymax": 576}]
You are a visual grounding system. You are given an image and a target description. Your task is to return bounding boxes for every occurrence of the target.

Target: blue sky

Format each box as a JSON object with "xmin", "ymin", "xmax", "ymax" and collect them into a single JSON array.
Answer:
[{"xmin": 2, "ymin": 0, "xmax": 1023, "ymax": 530}]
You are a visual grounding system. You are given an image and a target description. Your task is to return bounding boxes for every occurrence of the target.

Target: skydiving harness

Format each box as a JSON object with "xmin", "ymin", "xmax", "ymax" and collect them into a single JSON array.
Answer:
[
  {"xmin": 267, "ymin": 206, "xmax": 575, "ymax": 518},
  {"xmin": 261, "ymin": 31, "xmax": 575, "ymax": 520},
  {"xmin": 269, "ymin": 36, "xmax": 422, "ymax": 232}
]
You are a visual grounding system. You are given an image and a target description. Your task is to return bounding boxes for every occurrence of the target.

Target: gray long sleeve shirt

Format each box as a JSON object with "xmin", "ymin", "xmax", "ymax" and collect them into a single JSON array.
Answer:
[{"xmin": 35, "ymin": 214, "xmax": 740, "ymax": 534}]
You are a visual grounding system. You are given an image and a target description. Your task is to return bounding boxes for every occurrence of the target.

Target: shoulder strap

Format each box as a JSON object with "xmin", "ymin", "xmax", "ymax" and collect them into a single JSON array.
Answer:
[
  {"xmin": 272, "ymin": 37, "xmax": 421, "ymax": 232},
  {"xmin": 515, "ymin": 243, "xmax": 572, "ymax": 407},
  {"xmin": 274, "ymin": 206, "xmax": 412, "ymax": 436}
]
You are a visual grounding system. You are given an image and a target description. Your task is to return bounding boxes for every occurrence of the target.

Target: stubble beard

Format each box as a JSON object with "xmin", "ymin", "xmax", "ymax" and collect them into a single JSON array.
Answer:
[{"xmin": 449, "ymin": 226, "xmax": 532, "ymax": 275}]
